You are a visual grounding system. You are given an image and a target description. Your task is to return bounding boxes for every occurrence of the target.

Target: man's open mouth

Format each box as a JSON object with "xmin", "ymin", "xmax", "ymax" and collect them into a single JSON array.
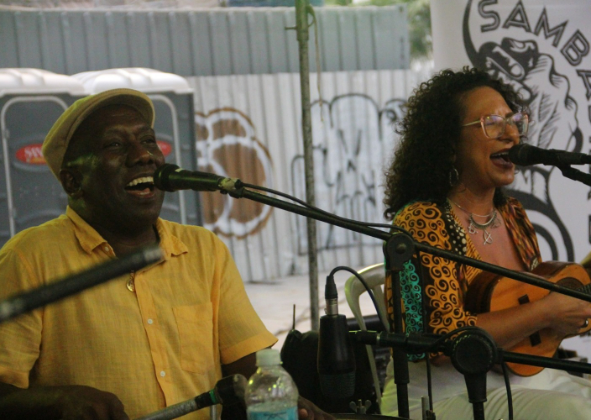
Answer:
[{"xmin": 125, "ymin": 176, "xmax": 155, "ymax": 193}]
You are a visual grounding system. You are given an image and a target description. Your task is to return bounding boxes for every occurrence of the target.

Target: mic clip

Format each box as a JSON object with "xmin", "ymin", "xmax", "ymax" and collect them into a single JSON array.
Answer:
[{"xmin": 219, "ymin": 177, "xmax": 244, "ymax": 196}]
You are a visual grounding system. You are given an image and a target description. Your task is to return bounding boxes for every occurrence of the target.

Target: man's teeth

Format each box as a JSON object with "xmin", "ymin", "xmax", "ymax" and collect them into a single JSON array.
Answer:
[{"xmin": 126, "ymin": 177, "xmax": 154, "ymax": 187}]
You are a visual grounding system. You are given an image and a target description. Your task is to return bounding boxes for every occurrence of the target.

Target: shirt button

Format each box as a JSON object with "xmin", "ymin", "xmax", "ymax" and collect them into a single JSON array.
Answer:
[
  {"xmin": 160, "ymin": 370, "xmax": 166, "ymax": 377},
  {"xmin": 147, "ymin": 319, "xmax": 153, "ymax": 325},
  {"xmin": 103, "ymin": 246, "xmax": 110, "ymax": 252}
]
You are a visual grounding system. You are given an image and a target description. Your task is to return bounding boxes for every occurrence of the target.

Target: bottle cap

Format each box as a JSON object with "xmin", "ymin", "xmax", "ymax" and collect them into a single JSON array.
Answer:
[{"xmin": 256, "ymin": 349, "xmax": 281, "ymax": 367}]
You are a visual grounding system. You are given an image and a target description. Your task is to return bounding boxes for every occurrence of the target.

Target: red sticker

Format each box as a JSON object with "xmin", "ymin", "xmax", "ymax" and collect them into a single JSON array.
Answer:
[
  {"xmin": 15, "ymin": 144, "xmax": 46, "ymax": 165},
  {"xmin": 15, "ymin": 142, "xmax": 173, "ymax": 165},
  {"xmin": 157, "ymin": 140, "xmax": 172, "ymax": 157}
]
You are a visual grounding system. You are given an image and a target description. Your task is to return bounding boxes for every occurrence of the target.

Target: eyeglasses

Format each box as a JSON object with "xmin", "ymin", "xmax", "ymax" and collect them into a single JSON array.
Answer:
[{"xmin": 462, "ymin": 112, "xmax": 529, "ymax": 139}]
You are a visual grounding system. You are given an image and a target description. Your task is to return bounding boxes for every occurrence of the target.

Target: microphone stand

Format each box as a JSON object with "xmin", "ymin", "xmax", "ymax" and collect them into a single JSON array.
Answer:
[
  {"xmin": 213, "ymin": 180, "xmax": 591, "ymax": 419},
  {"xmin": 352, "ymin": 328, "xmax": 591, "ymax": 420},
  {"xmin": 0, "ymin": 245, "xmax": 163, "ymax": 324},
  {"xmin": 383, "ymin": 235, "xmax": 413, "ymax": 418},
  {"xmin": 557, "ymin": 165, "xmax": 591, "ymax": 187},
  {"xmin": 135, "ymin": 374, "xmax": 247, "ymax": 420}
]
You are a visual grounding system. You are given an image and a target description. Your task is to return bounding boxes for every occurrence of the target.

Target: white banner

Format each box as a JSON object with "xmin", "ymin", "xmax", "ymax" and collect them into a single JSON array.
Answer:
[{"xmin": 432, "ymin": 0, "xmax": 591, "ymax": 358}]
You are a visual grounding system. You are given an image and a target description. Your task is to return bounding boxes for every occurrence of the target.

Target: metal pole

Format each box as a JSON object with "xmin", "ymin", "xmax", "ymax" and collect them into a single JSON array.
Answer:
[{"xmin": 295, "ymin": 0, "xmax": 319, "ymax": 331}]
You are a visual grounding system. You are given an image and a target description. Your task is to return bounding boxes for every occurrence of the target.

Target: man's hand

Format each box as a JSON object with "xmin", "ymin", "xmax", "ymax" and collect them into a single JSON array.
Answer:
[
  {"xmin": 297, "ymin": 396, "xmax": 336, "ymax": 420},
  {"xmin": 53, "ymin": 385, "xmax": 129, "ymax": 420},
  {"xmin": 0, "ymin": 383, "xmax": 129, "ymax": 420}
]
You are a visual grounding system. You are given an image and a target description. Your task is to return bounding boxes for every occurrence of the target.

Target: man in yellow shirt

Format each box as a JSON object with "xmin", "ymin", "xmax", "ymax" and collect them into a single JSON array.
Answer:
[{"xmin": 0, "ymin": 89, "xmax": 331, "ymax": 420}]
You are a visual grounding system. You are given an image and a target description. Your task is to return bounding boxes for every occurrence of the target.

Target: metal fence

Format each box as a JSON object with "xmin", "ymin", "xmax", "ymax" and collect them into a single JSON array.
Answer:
[{"xmin": 0, "ymin": 6, "xmax": 410, "ymax": 76}]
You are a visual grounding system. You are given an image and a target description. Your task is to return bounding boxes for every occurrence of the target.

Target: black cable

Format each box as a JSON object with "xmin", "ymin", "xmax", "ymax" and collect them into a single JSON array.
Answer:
[
  {"xmin": 328, "ymin": 265, "xmax": 388, "ymax": 331},
  {"xmin": 241, "ymin": 182, "xmax": 408, "ymax": 233},
  {"xmin": 500, "ymin": 355, "xmax": 514, "ymax": 420}
]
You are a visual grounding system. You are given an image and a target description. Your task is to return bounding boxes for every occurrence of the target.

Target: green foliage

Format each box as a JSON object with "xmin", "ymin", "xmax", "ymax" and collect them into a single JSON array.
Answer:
[
  {"xmin": 403, "ymin": 0, "xmax": 432, "ymax": 59},
  {"xmin": 323, "ymin": 0, "xmax": 432, "ymax": 60}
]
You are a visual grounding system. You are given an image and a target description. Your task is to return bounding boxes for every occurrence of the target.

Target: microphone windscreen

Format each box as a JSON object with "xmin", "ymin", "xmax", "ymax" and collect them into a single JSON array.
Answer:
[
  {"xmin": 154, "ymin": 164, "xmax": 181, "ymax": 191},
  {"xmin": 217, "ymin": 374, "xmax": 247, "ymax": 405},
  {"xmin": 507, "ymin": 143, "xmax": 532, "ymax": 166}
]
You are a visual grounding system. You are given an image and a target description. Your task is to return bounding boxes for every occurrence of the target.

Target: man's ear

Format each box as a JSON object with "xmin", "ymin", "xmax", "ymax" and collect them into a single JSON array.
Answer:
[{"xmin": 60, "ymin": 167, "xmax": 82, "ymax": 198}]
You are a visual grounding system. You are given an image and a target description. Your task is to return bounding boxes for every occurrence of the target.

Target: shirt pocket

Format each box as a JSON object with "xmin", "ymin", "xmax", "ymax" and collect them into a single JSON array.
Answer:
[{"xmin": 173, "ymin": 303, "xmax": 214, "ymax": 374}]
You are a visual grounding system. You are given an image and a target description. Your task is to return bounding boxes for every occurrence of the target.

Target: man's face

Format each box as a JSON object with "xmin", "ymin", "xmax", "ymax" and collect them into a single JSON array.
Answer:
[{"xmin": 63, "ymin": 104, "xmax": 165, "ymax": 233}]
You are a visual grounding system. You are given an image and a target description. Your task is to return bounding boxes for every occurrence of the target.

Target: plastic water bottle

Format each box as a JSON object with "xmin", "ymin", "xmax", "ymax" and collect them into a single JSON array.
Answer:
[{"xmin": 245, "ymin": 348, "xmax": 299, "ymax": 420}]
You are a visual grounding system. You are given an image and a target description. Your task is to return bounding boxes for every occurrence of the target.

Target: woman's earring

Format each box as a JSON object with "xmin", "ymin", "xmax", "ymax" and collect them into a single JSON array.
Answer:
[{"xmin": 449, "ymin": 167, "xmax": 460, "ymax": 187}]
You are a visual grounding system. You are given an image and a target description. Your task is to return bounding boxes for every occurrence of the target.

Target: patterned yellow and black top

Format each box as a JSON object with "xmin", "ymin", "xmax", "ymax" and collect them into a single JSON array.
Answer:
[{"xmin": 385, "ymin": 197, "xmax": 541, "ymax": 359}]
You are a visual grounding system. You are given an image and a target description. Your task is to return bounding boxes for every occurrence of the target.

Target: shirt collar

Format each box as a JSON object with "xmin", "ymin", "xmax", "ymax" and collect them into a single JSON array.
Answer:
[
  {"xmin": 154, "ymin": 218, "xmax": 188, "ymax": 259},
  {"xmin": 66, "ymin": 206, "xmax": 188, "ymax": 259},
  {"xmin": 66, "ymin": 206, "xmax": 109, "ymax": 254}
]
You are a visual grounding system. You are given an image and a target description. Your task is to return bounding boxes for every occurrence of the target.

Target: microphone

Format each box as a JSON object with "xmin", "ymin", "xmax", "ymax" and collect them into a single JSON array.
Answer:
[
  {"xmin": 508, "ymin": 143, "xmax": 591, "ymax": 166},
  {"xmin": 0, "ymin": 244, "xmax": 163, "ymax": 324},
  {"xmin": 154, "ymin": 164, "xmax": 242, "ymax": 192},
  {"xmin": 317, "ymin": 273, "xmax": 356, "ymax": 399},
  {"xmin": 135, "ymin": 374, "xmax": 247, "ymax": 420},
  {"xmin": 450, "ymin": 330, "xmax": 497, "ymax": 420}
]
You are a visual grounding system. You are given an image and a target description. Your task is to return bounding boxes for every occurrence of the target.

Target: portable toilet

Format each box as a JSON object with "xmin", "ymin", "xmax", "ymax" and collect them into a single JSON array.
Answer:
[
  {"xmin": 0, "ymin": 68, "xmax": 86, "ymax": 246},
  {"xmin": 72, "ymin": 68, "xmax": 201, "ymax": 227}
]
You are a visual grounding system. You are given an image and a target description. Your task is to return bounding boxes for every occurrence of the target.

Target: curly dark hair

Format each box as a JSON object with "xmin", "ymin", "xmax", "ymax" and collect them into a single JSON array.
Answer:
[{"xmin": 383, "ymin": 66, "xmax": 525, "ymax": 220}]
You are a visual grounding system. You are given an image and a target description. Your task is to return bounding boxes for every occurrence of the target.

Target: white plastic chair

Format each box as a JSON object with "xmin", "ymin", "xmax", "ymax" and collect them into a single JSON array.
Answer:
[{"xmin": 344, "ymin": 262, "xmax": 389, "ymax": 405}]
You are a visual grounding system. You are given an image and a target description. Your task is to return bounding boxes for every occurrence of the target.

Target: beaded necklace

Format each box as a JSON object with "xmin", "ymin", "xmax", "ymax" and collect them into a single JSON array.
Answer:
[{"xmin": 448, "ymin": 199, "xmax": 499, "ymax": 245}]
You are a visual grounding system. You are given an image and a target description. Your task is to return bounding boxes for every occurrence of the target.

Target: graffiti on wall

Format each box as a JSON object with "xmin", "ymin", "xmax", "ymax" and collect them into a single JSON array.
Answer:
[
  {"xmin": 195, "ymin": 108, "xmax": 274, "ymax": 239},
  {"xmin": 291, "ymin": 94, "xmax": 407, "ymax": 254},
  {"xmin": 193, "ymin": 95, "xmax": 408, "ymax": 255}
]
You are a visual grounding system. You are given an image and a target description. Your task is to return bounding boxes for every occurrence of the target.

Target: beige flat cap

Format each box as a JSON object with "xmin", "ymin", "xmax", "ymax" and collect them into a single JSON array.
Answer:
[{"xmin": 42, "ymin": 88, "xmax": 155, "ymax": 179}]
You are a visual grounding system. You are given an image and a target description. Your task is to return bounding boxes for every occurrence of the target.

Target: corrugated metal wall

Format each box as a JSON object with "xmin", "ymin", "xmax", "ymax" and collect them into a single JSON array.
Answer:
[{"xmin": 0, "ymin": 6, "xmax": 410, "ymax": 76}]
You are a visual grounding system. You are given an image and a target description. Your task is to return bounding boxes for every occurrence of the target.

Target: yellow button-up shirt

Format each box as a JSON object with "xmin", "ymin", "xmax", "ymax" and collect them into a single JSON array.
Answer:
[{"xmin": 0, "ymin": 207, "xmax": 277, "ymax": 419}]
